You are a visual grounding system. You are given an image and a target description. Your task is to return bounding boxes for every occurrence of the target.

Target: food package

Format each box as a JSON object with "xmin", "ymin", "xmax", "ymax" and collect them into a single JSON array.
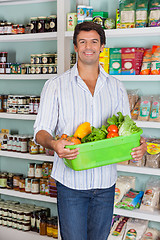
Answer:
[
  {"xmin": 148, "ymin": 0, "xmax": 160, "ymax": 27},
  {"xmin": 99, "ymin": 48, "xmax": 110, "ymax": 73},
  {"xmin": 141, "ymin": 227, "xmax": 160, "ymax": 240},
  {"xmin": 67, "ymin": 13, "xmax": 77, "ymax": 31},
  {"xmin": 116, "ymin": 9, "xmax": 121, "ymax": 28},
  {"xmin": 127, "ymin": 89, "xmax": 139, "ymax": 111},
  {"xmin": 109, "ymin": 48, "xmax": 121, "ymax": 75},
  {"xmin": 136, "ymin": 0, "xmax": 149, "ymax": 28},
  {"xmin": 131, "ymin": 99, "xmax": 141, "ymax": 120},
  {"xmin": 115, "ymin": 189, "xmax": 144, "ymax": 210},
  {"xmin": 121, "ymin": 47, "xmax": 136, "ymax": 75},
  {"xmin": 151, "ymin": 45, "xmax": 160, "ymax": 75},
  {"xmin": 114, "ymin": 176, "xmax": 136, "ymax": 205},
  {"xmin": 149, "ymin": 95, "xmax": 160, "ymax": 122},
  {"xmin": 104, "ymin": 18, "xmax": 116, "ymax": 29},
  {"xmin": 140, "ymin": 177, "xmax": 160, "ymax": 211},
  {"xmin": 138, "ymin": 96, "xmax": 152, "ymax": 121},
  {"xmin": 135, "ymin": 47, "xmax": 145, "ymax": 74},
  {"xmin": 123, "ymin": 218, "xmax": 148, "ymax": 240},
  {"xmin": 119, "ymin": 0, "xmax": 136, "ymax": 28},
  {"xmin": 129, "ymin": 154, "xmax": 145, "ymax": 167},
  {"xmin": 108, "ymin": 217, "xmax": 129, "ymax": 240},
  {"xmin": 140, "ymin": 48, "xmax": 152, "ymax": 75}
]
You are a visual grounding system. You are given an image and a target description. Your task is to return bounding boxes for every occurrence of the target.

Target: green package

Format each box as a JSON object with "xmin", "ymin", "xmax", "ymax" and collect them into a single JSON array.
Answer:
[
  {"xmin": 119, "ymin": 0, "xmax": 136, "ymax": 28},
  {"xmin": 136, "ymin": 0, "xmax": 149, "ymax": 27}
]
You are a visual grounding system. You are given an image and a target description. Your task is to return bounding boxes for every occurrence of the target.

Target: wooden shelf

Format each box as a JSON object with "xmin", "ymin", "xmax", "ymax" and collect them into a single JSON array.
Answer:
[
  {"xmin": 114, "ymin": 208, "xmax": 160, "ymax": 222},
  {"xmin": 0, "ymin": 113, "xmax": 36, "ymax": 120},
  {"xmin": 65, "ymin": 26, "xmax": 160, "ymax": 39},
  {"xmin": 112, "ymin": 75, "xmax": 160, "ymax": 81},
  {"xmin": 0, "ymin": 189, "xmax": 57, "ymax": 203},
  {"xmin": 117, "ymin": 164, "xmax": 160, "ymax": 176},
  {"xmin": 0, "ymin": 226, "xmax": 57, "ymax": 240},
  {"xmin": 0, "ymin": 151, "xmax": 54, "ymax": 162},
  {"xmin": 0, "ymin": 0, "xmax": 56, "ymax": 6},
  {"xmin": 0, "ymin": 74, "xmax": 56, "ymax": 80},
  {"xmin": 0, "ymin": 32, "xmax": 57, "ymax": 42}
]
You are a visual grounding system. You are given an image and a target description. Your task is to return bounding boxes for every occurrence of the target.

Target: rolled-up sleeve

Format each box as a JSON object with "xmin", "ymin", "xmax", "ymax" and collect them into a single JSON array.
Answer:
[{"xmin": 34, "ymin": 78, "xmax": 58, "ymax": 142}]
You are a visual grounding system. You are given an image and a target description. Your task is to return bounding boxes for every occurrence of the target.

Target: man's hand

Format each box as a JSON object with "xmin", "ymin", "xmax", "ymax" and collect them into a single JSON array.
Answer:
[
  {"xmin": 52, "ymin": 139, "xmax": 80, "ymax": 160},
  {"xmin": 131, "ymin": 137, "xmax": 147, "ymax": 161}
]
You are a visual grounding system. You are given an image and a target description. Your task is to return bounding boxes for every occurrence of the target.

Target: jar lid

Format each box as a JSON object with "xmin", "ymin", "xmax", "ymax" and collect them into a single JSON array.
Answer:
[
  {"xmin": 38, "ymin": 16, "xmax": 47, "ymax": 19},
  {"xmin": 30, "ymin": 17, "xmax": 38, "ymax": 20},
  {"xmin": 49, "ymin": 15, "xmax": 57, "ymax": 18}
]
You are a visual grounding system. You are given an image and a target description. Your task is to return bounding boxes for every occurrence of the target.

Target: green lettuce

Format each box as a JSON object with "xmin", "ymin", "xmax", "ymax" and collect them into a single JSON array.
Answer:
[
  {"xmin": 119, "ymin": 115, "xmax": 141, "ymax": 136},
  {"xmin": 81, "ymin": 125, "xmax": 108, "ymax": 143}
]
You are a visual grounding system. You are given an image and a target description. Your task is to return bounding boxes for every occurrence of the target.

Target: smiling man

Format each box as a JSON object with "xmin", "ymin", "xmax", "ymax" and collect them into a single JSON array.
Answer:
[{"xmin": 34, "ymin": 22, "xmax": 147, "ymax": 240}]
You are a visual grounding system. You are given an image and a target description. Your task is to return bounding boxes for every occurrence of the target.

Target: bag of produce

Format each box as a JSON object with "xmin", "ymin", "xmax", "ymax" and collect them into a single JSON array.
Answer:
[
  {"xmin": 140, "ymin": 48, "xmax": 152, "ymax": 75},
  {"xmin": 151, "ymin": 45, "xmax": 160, "ymax": 75}
]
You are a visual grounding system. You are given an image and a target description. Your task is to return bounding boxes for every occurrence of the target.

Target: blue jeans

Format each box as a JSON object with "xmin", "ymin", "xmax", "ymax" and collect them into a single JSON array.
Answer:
[{"xmin": 56, "ymin": 181, "xmax": 115, "ymax": 240}]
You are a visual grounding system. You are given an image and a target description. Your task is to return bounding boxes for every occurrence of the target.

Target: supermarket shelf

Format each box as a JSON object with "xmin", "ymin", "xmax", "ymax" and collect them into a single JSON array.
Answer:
[
  {"xmin": 0, "ymin": 151, "xmax": 54, "ymax": 162},
  {"xmin": 0, "ymin": 0, "xmax": 56, "ymax": 6},
  {"xmin": 0, "ymin": 74, "xmax": 56, "ymax": 80},
  {"xmin": 0, "ymin": 189, "xmax": 57, "ymax": 203},
  {"xmin": 135, "ymin": 120, "xmax": 160, "ymax": 129},
  {"xmin": 0, "ymin": 32, "xmax": 57, "ymax": 42},
  {"xmin": 0, "ymin": 226, "xmax": 57, "ymax": 240},
  {"xmin": 65, "ymin": 26, "xmax": 160, "ymax": 39},
  {"xmin": 0, "ymin": 113, "xmax": 36, "ymax": 120},
  {"xmin": 117, "ymin": 164, "xmax": 160, "ymax": 176},
  {"xmin": 114, "ymin": 208, "xmax": 160, "ymax": 222},
  {"xmin": 112, "ymin": 75, "xmax": 160, "ymax": 81}
]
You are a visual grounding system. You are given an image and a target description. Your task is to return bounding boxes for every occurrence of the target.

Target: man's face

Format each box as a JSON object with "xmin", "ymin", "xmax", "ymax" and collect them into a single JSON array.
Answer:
[{"xmin": 74, "ymin": 30, "xmax": 104, "ymax": 66}]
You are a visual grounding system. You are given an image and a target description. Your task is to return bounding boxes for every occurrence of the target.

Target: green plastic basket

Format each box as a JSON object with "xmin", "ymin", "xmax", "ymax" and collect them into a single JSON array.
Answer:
[{"xmin": 64, "ymin": 130, "xmax": 143, "ymax": 171}]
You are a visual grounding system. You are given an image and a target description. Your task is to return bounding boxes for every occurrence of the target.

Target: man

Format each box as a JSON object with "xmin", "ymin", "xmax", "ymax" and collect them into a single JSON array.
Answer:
[{"xmin": 34, "ymin": 22, "xmax": 147, "ymax": 240}]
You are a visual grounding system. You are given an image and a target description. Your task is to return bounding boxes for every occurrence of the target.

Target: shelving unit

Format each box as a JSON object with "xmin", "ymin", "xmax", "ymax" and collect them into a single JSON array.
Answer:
[
  {"xmin": 0, "ymin": 0, "xmax": 160, "ymax": 238},
  {"xmin": 0, "ymin": 74, "xmax": 56, "ymax": 80}
]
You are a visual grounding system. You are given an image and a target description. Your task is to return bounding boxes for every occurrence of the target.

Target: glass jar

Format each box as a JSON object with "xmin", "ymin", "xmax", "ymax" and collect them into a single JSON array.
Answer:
[
  {"xmin": 22, "ymin": 220, "xmax": 30, "ymax": 231},
  {"xmin": 29, "ymin": 96, "xmax": 35, "ymax": 114},
  {"xmin": 17, "ymin": 24, "xmax": 25, "ymax": 34},
  {"xmin": 13, "ymin": 174, "xmax": 23, "ymax": 191},
  {"xmin": 35, "ymin": 64, "xmax": 42, "ymax": 74},
  {"xmin": 47, "ymin": 217, "xmax": 53, "ymax": 237},
  {"xmin": 30, "ymin": 17, "xmax": 38, "ymax": 33},
  {"xmin": 2, "ymin": 94, "xmax": 8, "ymax": 112},
  {"xmin": 34, "ymin": 97, "xmax": 40, "ymax": 114},
  {"xmin": 31, "ymin": 210, "xmax": 37, "ymax": 232},
  {"xmin": 0, "ymin": 51, "xmax": 8, "ymax": 63},
  {"xmin": 45, "ymin": 179, "xmax": 49, "ymax": 196},
  {"xmin": 48, "ymin": 163, "xmax": 53, "ymax": 177},
  {"xmin": 36, "ymin": 54, "xmax": 42, "ymax": 64},
  {"xmin": 39, "ymin": 144, "xmax": 45, "ymax": 154},
  {"xmin": 49, "ymin": 15, "xmax": 57, "ymax": 32},
  {"xmin": 38, "ymin": 16, "xmax": 46, "ymax": 33},
  {"xmin": 29, "ymin": 138, "xmax": 39, "ymax": 154},
  {"xmin": 0, "ymin": 95, "xmax": 3, "ymax": 112},
  {"xmin": 31, "ymin": 179, "xmax": 40, "ymax": 194},
  {"xmin": 12, "ymin": 24, "xmax": 18, "ymax": 34},
  {"xmin": 6, "ymin": 22, "xmax": 12, "ymax": 35},
  {"xmin": 0, "ymin": 173, "xmax": 7, "ymax": 188},
  {"xmin": 23, "ymin": 210, "xmax": 31, "ymax": 221},
  {"xmin": 42, "ymin": 64, "xmax": 49, "ymax": 74},
  {"xmin": 35, "ymin": 164, "xmax": 42, "ymax": 179},
  {"xmin": 7, "ymin": 173, "xmax": 14, "ymax": 189},
  {"xmin": 25, "ymin": 23, "xmax": 31, "ymax": 34},
  {"xmin": 52, "ymin": 216, "xmax": 58, "ymax": 239},
  {"xmin": 0, "ymin": 63, "xmax": 6, "ymax": 74},
  {"xmin": 28, "ymin": 163, "xmax": 35, "ymax": 178},
  {"xmin": 42, "ymin": 162, "xmax": 49, "ymax": 179},
  {"xmin": 40, "ymin": 218, "xmax": 47, "ymax": 235},
  {"xmin": 20, "ymin": 136, "xmax": 28, "ymax": 153},
  {"xmin": 16, "ymin": 208, "xmax": 24, "ymax": 221},
  {"xmin": 25, "ymin": 178, "xmax": 31, "ymax": 193},
  {"xmin": 19, "ymin": 177, "xmax": 25, "ymax": 192},
  {"xmin": 31, "ymin": 54, "xmax": 36, "ymax": 64},
  {"xmin": 40, "ymin": 179, "xmax": 46, "ymax": 195}
]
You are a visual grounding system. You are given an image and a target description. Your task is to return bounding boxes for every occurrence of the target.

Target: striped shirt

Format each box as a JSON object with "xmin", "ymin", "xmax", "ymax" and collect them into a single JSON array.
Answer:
[{"xmin": 34, "ymin": 64, "xmax": 130, "ymax": 190}]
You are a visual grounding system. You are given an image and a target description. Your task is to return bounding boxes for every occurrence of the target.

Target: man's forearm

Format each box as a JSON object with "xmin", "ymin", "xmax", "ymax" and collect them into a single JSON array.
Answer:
[{"xmin": 35, "ymin": 130, "xmax": 56, "ymax": 150}]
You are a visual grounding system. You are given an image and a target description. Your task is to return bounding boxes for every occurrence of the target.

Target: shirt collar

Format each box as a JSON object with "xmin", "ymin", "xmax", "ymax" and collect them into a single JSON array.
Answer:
[{"xmin": 70, "ymin": 63, "xmax": 109, "ymax": 85}]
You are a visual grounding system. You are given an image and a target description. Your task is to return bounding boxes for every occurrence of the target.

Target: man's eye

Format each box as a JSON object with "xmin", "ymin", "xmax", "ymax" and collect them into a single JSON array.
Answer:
[
  {"xmin": 93, "ymin": 40, "xmax": 98, "ymax": 43},
  {"xmin": 79, "ymin": 41, "xmax": 85, "ymax": 44}
]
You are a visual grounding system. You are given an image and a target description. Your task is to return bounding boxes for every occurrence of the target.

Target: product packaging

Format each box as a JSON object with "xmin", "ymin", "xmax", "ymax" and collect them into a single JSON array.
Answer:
[
  {"xmin": 140, "ymin": 177, "xmax": 160, "ymax": 212},
  {"xmin": 108, "ymin": 217, "xmax": 129, "ymax": 240},
  {"xmin": 136, "ymin": 0, "xmax": 149, "ymax": 28},
  {"xmin": 138, "ymin": 96, "xmax": 151, "ymax": 121},
  {"xmin": 151, "ymin": 45, "xmax": 160, "ymax": 75},
  {"xmin": 119, "ymin": 0, "xmax": 136, "ymax": 28},
  {"xmin": 109, "ymin": 48, "xmax": 121, "ymax": 75},
  {"xmin": 67, "ymin": 13, "xmax": 77, "ymax": 31},
  {"xmin": 149, "ymin": 95, "xmax": 160, "ymax": 122},
  {"xmin": 104, "ymin": 18, "xmax": 116, "ymax": 29},
  {"xmin": 140, "ymin": 48, "xmax": 152, "ymax": 75},
  {"xmin": 92, "ymin": 11, "xmax": 108, "ymax": 28},
  {"xmin": 99, "ymin": 48, "xmax": 110, "ymax": 73},
  {"xmin": 148, "ymin": 0, "xmax": 160, "ymax": 27},
  {"xmin": 121, "ymin": 47, "xmax": 136, "ymax": 75},
  {"xmin": 116, "ymin": 9, "xmax": 121, "ymax": 28}
]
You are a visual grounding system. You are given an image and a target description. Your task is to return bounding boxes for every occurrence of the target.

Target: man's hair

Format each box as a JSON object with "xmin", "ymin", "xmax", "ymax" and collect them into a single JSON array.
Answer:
[{"xmin": 73, "ymin": 22, "xmax": 106, "ymax": 47}]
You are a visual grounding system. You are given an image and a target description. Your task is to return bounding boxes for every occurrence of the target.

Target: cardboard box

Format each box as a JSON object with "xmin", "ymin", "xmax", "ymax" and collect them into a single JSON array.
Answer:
[
  {"xmin": 121, "ymin": 47, "xmax": 136, "ymax": 75},
  {"xmin": 67, "ymin": 13, "xmax": 77, "ymax": 31},
  {"xmin": 109, "ymin": 48, "xmax": 121, "ymax": 75},
  {"xmin": 99, "ymin": 48, "xmax": 110, "ymax": 73}
]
